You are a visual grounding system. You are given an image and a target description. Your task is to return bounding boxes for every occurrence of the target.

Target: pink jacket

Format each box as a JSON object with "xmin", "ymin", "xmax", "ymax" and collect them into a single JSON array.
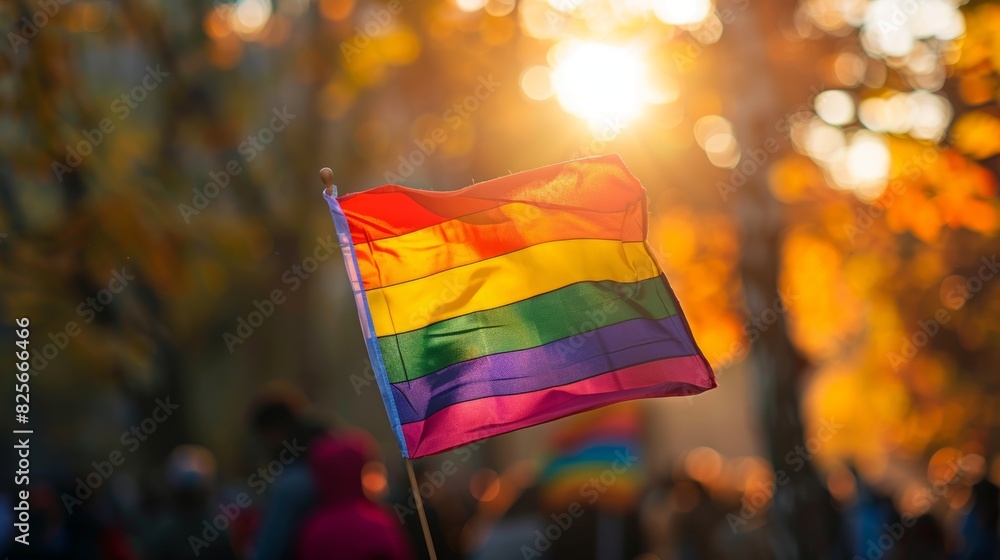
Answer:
[{"xmin": 296, "ymin": 433, "xmax": 412, "ymax": 560}]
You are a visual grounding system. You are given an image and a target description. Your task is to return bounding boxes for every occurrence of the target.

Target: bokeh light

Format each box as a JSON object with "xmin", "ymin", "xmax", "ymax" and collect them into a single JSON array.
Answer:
[
  {"xmin": 361, "ymin": 460, "xmax": 389, "ymax": 501},
  {"xmin": 652, "ymin": 0, "xmax": 713, "ymax": 25},
  {"xmin": 814, "ymin": 90, "xmax": 856, "ymax": 126},
  {"xmin": 319, "ymin": 0, "xmax": 354, "ymax": 20},
  {"xmin": 457, "ymin": 0, "xmax": 489, "ymax": 13},
  {"xmin": 705, "ymin": 133, "xmax": 741, "ymax": 168},
  {"xmin": 694, "ymin": 115, "xmax": 741, "ymax": 168},
  {"xmin": 232, "ymin": 0, "xmax": 272, "ymax": 36},
  {"xmin": 685, "ymin": 447, "xmax": 724, "ymax": 483},
  {"xmin": 470, "ymin": 468, "xmax": 502, "ymax": 502},
  {"xmin": 834, "ymin": 129, "xmax": 891, "ymax": 196},
  {"xmin": 520, "ymin": 65, "xmax": 554, "ymax": 101}
]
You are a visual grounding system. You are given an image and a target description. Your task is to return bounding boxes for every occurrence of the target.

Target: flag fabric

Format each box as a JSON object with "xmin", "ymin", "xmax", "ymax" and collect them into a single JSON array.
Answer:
[
  {"xmin": 323, "ymin": 154, "xmax": 716, "ymax": 458},
  {"xmin": 539, "ymin": 406, "xmax": 645, "ymax": 513}
]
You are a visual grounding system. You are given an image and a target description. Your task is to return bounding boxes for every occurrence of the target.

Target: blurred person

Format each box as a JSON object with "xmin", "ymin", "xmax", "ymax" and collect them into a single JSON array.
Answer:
[
  {"xmin": 4, "ymin": 478, "xmax": 136, "ymax": 560},
  {"xmin": 891, "ymin": 513, "xmax": 947, "ymax": 560},
  {"xmin": 956, "ymin": 479, "xmax": 1000, "ymax": 559},
  {"xmin": 390, "ymin": 465, "xmax": 461, "ymax": 560},
  {"xmin": 295, "ymin": 431, "xmax": 412, "ymax": 560},
  {"xmin": 643, "ymin": 463, "xmax": 788, "ymax": 560},
  {"xmin": 782, "ymin": 471, "xmax": 842, "ymax": 560},
  {"xmin": 640, "ymin": 473, "xmax": 727, "ymax": 560},
  {"xmin": 0, "ymin": 488, "xmax": 11, "ymax": 558},
  {"xmin": 223, "ymin": 482, "xmax": 261, "ymax": 560},
  {"xmin": 468, "ymin": 485, "xmax": 544, "ymax": 560},
  {"xmin": 11, "ymin": 481, "xmax": 90, "ymax": 559},
  {"xmin": 246, "ymin": 385, "xmax": 324, "ymax": 560},
  {"xmin": 548, "ymin": 507, "xmax": 644, "ymax": 560},
  {"xmin": 143, "ymin": 445, "xmax": 236, "ymax": 560},
  {"xmin": 842, "ymin": 473, "xmax": 899, "ymax": 560},
  {"xmin": 640, "ymin": 479, "xmax": 677, "ymax": 560}
]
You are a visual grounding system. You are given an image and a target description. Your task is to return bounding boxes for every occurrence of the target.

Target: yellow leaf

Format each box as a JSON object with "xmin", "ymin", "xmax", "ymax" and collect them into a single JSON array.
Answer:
[
  {"xmin": 910, "ymin": 198, "xmax": 942, "ymax": 242},
  {"xmin": 960, "ymin": 198, "xmax": 998, "ymax": 234},
  {"xmin": 951, "ymin": 111, "xmax": 1000, "ymax": 159}
]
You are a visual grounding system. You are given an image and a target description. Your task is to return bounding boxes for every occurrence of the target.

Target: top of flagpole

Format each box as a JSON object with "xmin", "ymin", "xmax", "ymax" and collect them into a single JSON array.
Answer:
[{"xmin": 319, "ymin": 167, "xmax": 336, "ymax": 197}]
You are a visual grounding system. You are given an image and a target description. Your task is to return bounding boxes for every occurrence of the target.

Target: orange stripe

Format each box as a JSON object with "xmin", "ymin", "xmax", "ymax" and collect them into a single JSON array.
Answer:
[{"xmin": 354, "ymin": 201, "xmax": 644, "ymax": 289}]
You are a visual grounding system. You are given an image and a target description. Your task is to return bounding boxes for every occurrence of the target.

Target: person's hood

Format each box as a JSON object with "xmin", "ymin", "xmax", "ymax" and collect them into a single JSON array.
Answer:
[{"xmin": 309, "ymin": 431, "xmax": 377, "ymax": 505}]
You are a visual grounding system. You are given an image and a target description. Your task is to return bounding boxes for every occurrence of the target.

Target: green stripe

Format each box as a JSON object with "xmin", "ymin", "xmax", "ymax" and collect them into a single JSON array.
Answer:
[{"xmin": 379, "ymin": 278, "xmax": 677, "ymax": 383}]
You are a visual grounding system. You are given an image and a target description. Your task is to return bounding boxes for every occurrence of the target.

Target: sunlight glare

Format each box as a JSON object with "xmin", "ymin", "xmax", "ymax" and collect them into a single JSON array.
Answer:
[{"xmin": 551, "ymin": 42, "xmax": 646, "ymax": 126}]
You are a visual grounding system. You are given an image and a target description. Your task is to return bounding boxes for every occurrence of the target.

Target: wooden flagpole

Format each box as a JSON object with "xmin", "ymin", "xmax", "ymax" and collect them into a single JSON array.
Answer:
[
  {"xmin": 319, "ymin": 168, "xmax": 438, "ymax": 560},
  {"xmin": 405, "ymin": 458, "xmax": 439, "ymax": 560}
]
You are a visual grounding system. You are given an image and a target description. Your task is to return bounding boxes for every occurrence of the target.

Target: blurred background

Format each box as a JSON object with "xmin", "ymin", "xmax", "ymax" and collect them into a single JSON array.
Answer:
[{"xmin": 2, "ymin": 0, "xmax": 1000, "ymax": 558}]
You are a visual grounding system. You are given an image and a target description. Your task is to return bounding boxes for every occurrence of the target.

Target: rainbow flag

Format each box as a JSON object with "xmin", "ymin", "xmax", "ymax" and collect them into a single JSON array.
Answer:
[
  {"xmin": 323, "ymin": 155, "xmax": 715, "ymax": 458},
  {"xmin": 540, "ymin": 406, "xmax": 645, "ymax": 513}
]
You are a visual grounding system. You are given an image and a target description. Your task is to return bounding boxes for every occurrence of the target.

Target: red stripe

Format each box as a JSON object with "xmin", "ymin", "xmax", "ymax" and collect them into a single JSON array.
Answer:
[
  {"xmin": 551, "ymin": 411, "xmax": 640, "ymax": 452},
  {"xmin": 400, "ymin": 355, "xmax": 715, "ymax": 458},
  {"xmin": 340, "ymin": 155, "xmax": 643, "ymax": 243}
]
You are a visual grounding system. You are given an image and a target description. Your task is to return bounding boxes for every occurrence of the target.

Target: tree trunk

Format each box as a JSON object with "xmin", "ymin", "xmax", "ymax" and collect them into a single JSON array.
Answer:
[{"xmin": 723, "ymin": 1, "xmax": 840, "ymax": 558}]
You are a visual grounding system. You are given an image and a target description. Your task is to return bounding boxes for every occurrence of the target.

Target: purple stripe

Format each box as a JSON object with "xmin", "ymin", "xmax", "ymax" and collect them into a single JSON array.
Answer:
[{"xmin": 390, "ymin": 314, "xmax": 695, "ymax": 423}]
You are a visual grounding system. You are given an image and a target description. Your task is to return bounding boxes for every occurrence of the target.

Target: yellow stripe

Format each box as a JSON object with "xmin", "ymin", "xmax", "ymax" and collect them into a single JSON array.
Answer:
[{"xmin": 368, "ymin": 239, "xmax": 660, "ymax": 336}]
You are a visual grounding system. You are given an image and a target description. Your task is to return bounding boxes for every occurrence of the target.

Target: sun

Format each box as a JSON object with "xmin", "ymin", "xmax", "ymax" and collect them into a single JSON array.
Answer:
[{"xmin": 551, "ymin": 42, "xmax": 647, "ymax": 129}]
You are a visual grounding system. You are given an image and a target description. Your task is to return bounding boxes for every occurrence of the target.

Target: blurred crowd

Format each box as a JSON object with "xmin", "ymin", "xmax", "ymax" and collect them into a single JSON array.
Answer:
[{"xmin": 2, "ymin": 389, "xmax": 997, "ymax": 560}]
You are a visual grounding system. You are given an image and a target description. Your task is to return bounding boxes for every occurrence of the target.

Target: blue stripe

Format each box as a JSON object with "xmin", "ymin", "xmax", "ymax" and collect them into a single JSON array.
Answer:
[
  {"xmin": 541, "ymin": 444, "xmax": 638, "ymax": 480},
  {"xmin": 324, "ymin": 188, "xmax": 409, "ymax": 457}
]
